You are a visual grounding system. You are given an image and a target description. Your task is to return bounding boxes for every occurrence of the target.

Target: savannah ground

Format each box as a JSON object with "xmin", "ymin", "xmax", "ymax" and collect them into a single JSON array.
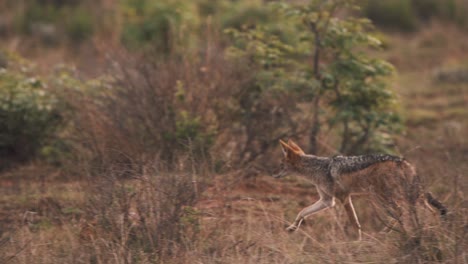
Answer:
[{"xmin": 0, "ymin": 1, "xmax": 467, "ymax": 263}]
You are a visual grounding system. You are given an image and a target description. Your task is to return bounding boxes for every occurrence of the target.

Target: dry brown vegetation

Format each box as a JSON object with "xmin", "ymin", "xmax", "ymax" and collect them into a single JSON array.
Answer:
[{"xmin": 0, "ymin": 3, "xmax": 467, "ymax": 264}]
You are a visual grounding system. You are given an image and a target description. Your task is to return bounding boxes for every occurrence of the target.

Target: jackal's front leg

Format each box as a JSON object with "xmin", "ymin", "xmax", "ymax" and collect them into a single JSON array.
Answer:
[{"xmin": 287, "ymin": 197, "xmax": 335, "ymax": 232}]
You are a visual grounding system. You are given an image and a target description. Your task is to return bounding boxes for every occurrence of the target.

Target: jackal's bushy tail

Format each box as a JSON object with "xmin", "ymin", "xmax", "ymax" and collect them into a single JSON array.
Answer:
[{"xmin": 425, "ymin": 192, "xmax": 448, "ymax": 217}]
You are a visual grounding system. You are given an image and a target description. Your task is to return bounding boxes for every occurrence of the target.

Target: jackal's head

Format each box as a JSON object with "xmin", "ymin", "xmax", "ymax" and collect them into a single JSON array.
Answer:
[{"xmin": 273, "ymin": 139, "xmax": 305, "ymax": 178}]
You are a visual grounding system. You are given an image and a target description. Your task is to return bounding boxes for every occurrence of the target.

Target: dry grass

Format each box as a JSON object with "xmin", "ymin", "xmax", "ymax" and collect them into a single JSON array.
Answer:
[{"xmin": 2, "ymin": 170, "xmax": 468, "ymax": 263}]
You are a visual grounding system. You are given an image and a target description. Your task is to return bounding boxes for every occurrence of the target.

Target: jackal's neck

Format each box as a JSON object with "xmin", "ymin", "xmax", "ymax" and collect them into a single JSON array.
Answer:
[{"xmin": 295, "ymin": 155, "xmax": 331, "ymax": 182}]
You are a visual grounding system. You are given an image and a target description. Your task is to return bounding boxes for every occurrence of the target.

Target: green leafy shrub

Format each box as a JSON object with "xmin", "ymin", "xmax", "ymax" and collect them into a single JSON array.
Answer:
[
  {"xmin": 120, "ymin": 0, "xmax": 199, "ymax": 53},
  {"xmin": 0, "ymin": 53, "xmax": 62, "ymax": 165},
  {"xmin": 221, "ymin": 5, "xmax": 272, "ymax": 30},
  {"xmin": 14, "ymin": 1, "xmax": 94, "ymax": 45},
  {"xmin": 363, "ymin": 0, "xmax": 417, "ymax": 31},
  {"xmin": 412, "ymin": 0, "xmax": 447, "ymax": 21},
  {"xmin": 227, "ymin": 0, "xmax": 403, "ymax": 154},
  {"xmin": 65, "ymin": 7, "xmax": 94, "ymax": 43},
  {"xmin": 174, "ymin": 110, "xmax": 214, "ymax": 157},
  {"xmin": 119, "ymin": 0, "xmax": 279, "ymax": 54},
  {"xmin": 362, "ymin": 0, "xmax": 467, "ymax": 31}
]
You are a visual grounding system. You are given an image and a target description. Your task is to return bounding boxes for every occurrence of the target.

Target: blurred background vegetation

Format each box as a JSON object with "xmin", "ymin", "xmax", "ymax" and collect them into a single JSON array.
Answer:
[
  {"xmin": 0, "ymin": 0, "xmax": 466, "ymax": 263},
  {"xmin": 0, "ymin": 0, "xmax": 466, "ymax": 167}
]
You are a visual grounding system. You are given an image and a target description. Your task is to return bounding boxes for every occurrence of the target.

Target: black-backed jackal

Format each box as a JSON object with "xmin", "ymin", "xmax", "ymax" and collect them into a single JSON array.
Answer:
[{"xmin": 274, "ymin": 139, "xmax": 447, "ymax": 240}]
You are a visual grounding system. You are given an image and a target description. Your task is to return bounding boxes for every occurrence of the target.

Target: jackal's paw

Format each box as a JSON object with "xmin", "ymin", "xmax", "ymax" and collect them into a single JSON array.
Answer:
[{"xmin": 286, "ymin": 225, "xmax": 297, "ymax": 232}]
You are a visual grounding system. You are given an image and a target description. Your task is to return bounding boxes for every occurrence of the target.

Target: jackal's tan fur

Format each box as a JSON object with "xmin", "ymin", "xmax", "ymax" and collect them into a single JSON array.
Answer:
[{"xmin": 274, "ymin": 139, "xmax": 446, "ymax": 239}]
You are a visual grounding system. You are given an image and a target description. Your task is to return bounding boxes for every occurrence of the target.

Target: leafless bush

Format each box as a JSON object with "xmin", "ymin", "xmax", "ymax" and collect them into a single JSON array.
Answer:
[
  {"xmin": 62, "ymin": 48, "xmax": 303, "ymax": 177},
  {"xmin": 80, "ymin": 159, "xmax": 200, "ymax": 263}
]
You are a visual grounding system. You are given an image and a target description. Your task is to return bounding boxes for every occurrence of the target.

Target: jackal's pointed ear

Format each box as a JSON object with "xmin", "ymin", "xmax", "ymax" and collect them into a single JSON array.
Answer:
[
  {"xmin": 287, "ymin": 139, "xmax": 305, "ymax": 155},
  {"xmin": 279, "ymin": 139, "xmax": 289, "ymax": 156},
  {"xmin": 279, "ymin": 139, "xmax": 301, "ymax": 158}
]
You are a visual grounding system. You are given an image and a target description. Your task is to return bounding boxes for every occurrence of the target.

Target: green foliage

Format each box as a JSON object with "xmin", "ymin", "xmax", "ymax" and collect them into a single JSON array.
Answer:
[
  {"xmin": 171, "ymin": 81, "xmax": 215, "ymax": 158},
  {"xmin": 175, "ymin": 110, "xmax": 214, "ymax": 156},
  {"xmin": 120, "ymin": 0, "xmax": 199, "ymax": 53},
  {"xmin": 221, "ymin": 4, "xmax": 272, "ymax": 30},
  {"xmin": 362, "ymin": 0, "xmax": 467, "ymax": 31},
  {"xmin": 64, "ymin": 7, "xmax": 94, "ymax": 43},
  {"xmin": 227, "ymin": 0, "xmax": 402, "ymax": 154},
  {"xmin": 196, "ymin": 0, "xmax": 275, "ymax": 29},
  {"xmin": 320, "ymin": 16, "xmax": 402, "ymax": 153},
  {"xmin": 171, "ymin": 80, "xmax": 215, "ymax": 158},
  {"xmin": 363, "ymin": 0, "xmax": 417, "ymax": 31},
  {"xmin": 180, "ymin": 206, "xmax": 201, "ymax": 239},
  {"xmin": 0, "ymin": 53, "xmax": 62, "ymax": 164},
  {"xmin": 412, "ymin": 0, "xmax": 448, "ymax": 21},
  {"xmin": 119, "ymin": 0, "xmax": 283, "ymax": 53},
  {"xmin": 14, "ymin": 1, "xmax": 95, "ymax": 45}
]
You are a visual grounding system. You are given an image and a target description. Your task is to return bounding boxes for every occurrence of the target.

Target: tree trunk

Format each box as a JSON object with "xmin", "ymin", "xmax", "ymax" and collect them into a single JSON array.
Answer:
[{"xmin": 308, "ymin": 23, "xmax": 322, "ymax": 154}]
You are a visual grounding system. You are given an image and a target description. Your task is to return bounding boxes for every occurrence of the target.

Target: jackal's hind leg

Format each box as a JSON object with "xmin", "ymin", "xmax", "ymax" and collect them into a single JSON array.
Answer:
[
  {"xmin": 343, "ymin": 196, "xmax": 362, "ymax": 240},
  {"xmin": 287, "ymin": 197, "xmax": 335, "ymax": 232}
]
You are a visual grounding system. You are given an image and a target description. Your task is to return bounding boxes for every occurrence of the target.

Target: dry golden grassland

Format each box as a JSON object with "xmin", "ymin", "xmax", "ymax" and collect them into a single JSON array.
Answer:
[{"xmin": 1, "ymin": 24, "xmax": 467, "ymax": 263}]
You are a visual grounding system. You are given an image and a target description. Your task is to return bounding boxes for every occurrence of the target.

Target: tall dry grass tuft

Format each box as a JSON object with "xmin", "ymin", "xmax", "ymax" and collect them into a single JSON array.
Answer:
[{"xmin": 79, "ymin": 159, "xmax": 201, "ymax": 263}]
